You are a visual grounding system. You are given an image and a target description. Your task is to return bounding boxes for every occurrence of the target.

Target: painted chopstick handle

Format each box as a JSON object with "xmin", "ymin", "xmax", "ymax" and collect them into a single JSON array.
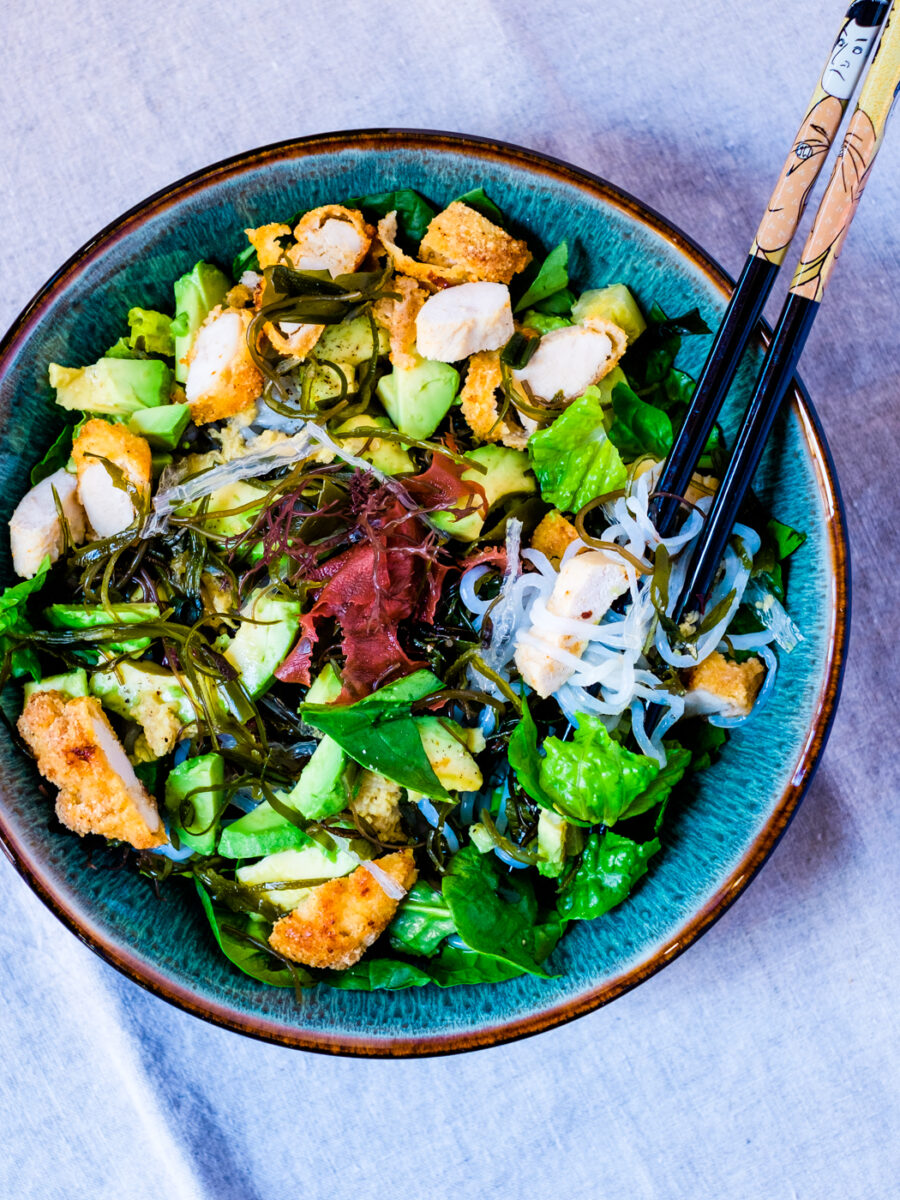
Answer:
[
  {"xmin": 791, "ymin": 2, "xmax": 900, "ymax": 300},
  {"xmin": 751, "ymin": 0, "xmax": 889, "ymax": 265}
]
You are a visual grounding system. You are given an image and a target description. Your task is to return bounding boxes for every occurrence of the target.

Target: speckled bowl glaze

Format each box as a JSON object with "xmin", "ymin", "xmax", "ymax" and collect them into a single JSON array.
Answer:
[{"xmin": 0, "ymin": 131, "xmax": 848, "ymax": 1056}]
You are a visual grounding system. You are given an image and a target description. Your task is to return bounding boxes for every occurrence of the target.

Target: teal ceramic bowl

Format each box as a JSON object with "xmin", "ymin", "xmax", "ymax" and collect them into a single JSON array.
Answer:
[{"xmin": 0, "ymin": 131, "xmax": 848, "ymax": 1056}]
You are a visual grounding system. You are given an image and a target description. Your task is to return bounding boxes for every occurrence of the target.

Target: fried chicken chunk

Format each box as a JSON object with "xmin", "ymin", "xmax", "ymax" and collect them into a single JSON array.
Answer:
[
  {"xmin": 18, "ymin": 691, "xmax": 166, "ymax": 849},
  {"xmin": 349, "ymin": 770, "xmax": 405, "ymax": 843},
  {"xmin": 459, "ymin": 350, "xmax": 529, "ymax": 449},
  {"xmin": 685, "ymin": 651, "xmax": 766, "ymax": 717},
  {"xmin": 268, "ymin": 849, "xmax": 418, "ymax": 969},
  {"xmin": 419, "ymin": 201, "xmax": 532, "ymax": 284},
  {"xmin": 372, "ymin": 274, "xmax": 428, "ymax": 367},
  {"xmin": 72, "ymin": 418, "xmax": 152, "ymax": 539},
  {"xmin": 185, "ymin": 307, "xmax": 263, "ymax": 425},
  {"xmin": 287, "ymin": 205, "xmax": 373, "ymax": 277},
  {"xmin": 244, "ymin": 222, "xmax": 292, "ymax": 270},
  {"xmin": 531, "ymin": 509, "xmax": 579, "ymax": 566}
]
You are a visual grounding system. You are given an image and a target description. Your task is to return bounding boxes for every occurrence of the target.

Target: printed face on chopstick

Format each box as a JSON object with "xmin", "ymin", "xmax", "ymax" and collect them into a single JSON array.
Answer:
[{"xmin": 823, "ymin": 8, "xmax": 882, "ymax": 99}]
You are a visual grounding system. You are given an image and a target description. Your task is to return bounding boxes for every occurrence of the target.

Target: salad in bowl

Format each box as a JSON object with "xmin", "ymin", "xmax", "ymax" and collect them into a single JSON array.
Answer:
[{"xmin": 2, "ymin": 186, "xmax": 805, "ymax": 994}]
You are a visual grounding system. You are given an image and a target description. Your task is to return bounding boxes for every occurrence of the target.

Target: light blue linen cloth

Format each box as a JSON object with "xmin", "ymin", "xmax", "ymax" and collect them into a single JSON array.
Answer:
[{"xmin": 1, "ymin": 1, "xmax": 898, "ymax": 1196}]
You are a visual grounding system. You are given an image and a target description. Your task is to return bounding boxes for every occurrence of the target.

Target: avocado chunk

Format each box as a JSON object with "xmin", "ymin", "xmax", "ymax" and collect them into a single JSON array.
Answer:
[
  {"xmin": 223, "ymin": 591, "xmax": 301, "ymax": 698},
  {"xmin": 235, "ymin": 842, "xmax": 361, "ymax": 913},
  {"xmin": 165, "ymin": 753, "xmax": 225, "ymax": 854},
  {"xmin": 201, "ymin": 480, "xmax": 269, "ymax": 538},
  {"xmin": 312, "ymin": 314, "xmax": 388, "ymax": 366},
  {"xmin": 218, "ymin": 801, "xmax": 312, "ymax": 859},
  {"xmin": 431, "ymin": 444, "xmax": 536, "ymax": 541},
  {"xmin": 128, "ymin": 403, "xmax": 191, "ymax": 449},
  {"xmin": 127, "ymin": 308, "xmax": 175, "ymax": 357},
  {"xmin": 283, "ymin": 663, "xmax": 350, "ymax": 820},
  {"xmin": 376, "ymin": 360, "xmax": 460, "ymax": 439},
  {"xmin": 334, "ymin": 414, "xmax": 414, "ymax": 475},
  {"xmin": 22, "ymin": 668, "xmax": 89, "ymax": 703},
  {"xmin": 45, "ymin": 602, "xmax": 160, "ymax": 656},
  {"xmin": 536, "ymin": 808, "xmax": 583, "ymax": 878},
  {"xmin": 416, "ymin": 716, "xmax": 483, "ymax": 792},
  {"xmin": 49, "ymin": 358, "xmax": 172, "ymax": 417},
  {"xmin": 172, "ymin": 261, "xmax": 231, "ymax": 383},
  {"xmin": 90, "ymin": 660, "xmax": 194, "ymax": 728},
  {"xmin": 572, "ymin": 284, "xmax": 647, "ymax": 343}
]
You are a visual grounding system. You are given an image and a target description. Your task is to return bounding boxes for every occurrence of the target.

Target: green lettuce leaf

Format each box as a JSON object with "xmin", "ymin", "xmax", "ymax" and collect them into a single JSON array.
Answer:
[
  {"xmin": 607, "ymin": 381, "xmax": 673, "ymax": 460},
  {"xmin": 0, "ymin": 558, "xmax": 51, "ymax": 681},
  {"xmin": 232, "ymin": 243, "xmax": 259, "ymax": 280},
  {"xmin": 558, "ymin": 831, "xmax": 660, "ymax": 920},
  {"xmin": 127, "ymin": 308, "xmax": 174, "ymax": 357},
  {"xmin": 621, "ymin": 745, "xmax": 691, "ymax": 822},
  {"xmin": 507, "ymin": 697, "xmax": 555, "ymax": 809},
  {"xmin": 528, "ymin": 386, "xmax": 627, "ymax": 512},
  {"xmin": 442, "ymin": 845, "xmax": 556, "ymax": 978},
  {"xmin": 768, "ymin": 517, "xmax": 807, "ymax": 561},
  {"xmin": 344, "ymin": 188, "xmax": 436, "ymax": 246},
  {"xmin": 302, "ymin": 670, "xmax": 449, "ymax": 799},
  {"xmin": 514, "ymin": 241, "xmax": 568, "ymax": 312},
  {"xmin": 539, "ymin": 714, "xmax": 660, "ymax": 826}
]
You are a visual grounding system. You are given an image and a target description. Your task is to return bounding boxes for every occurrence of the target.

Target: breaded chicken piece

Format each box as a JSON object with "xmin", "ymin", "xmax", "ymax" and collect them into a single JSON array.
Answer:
[
  {"xmin": 9, "ymin": 468, "xmax": 87, "ymax": 578},
  {"xmin": 515, "ymin": 550, "xmax": 630, "ymax": 697},
  {"xmin": 531, "ymin": 510, "xmax": 579, "ymax": 566},
  {"xmin": 18, "ymin": 691, "xmax": 166, "ymax": 849},
  {"xmin": 372, "ymin": 274, "xmax": 428, "ymax": 368},
  {"xmin": 513, "ymin": 318, "xmax": 628, "ymax": 401},
  {"xmin": 72, "ymin": 418, "xmax": 151, "ymax": 539},
  {"xmin": 287, "ymin": 205, "xmax": 373, "ymax": 278},
  {"xmin": 685, "ymin": 651, "xmax": 765, "ymax": 717},
  {"xmin": 268, "ymin": 849, "xmax": 417, "ymax": 969},
  {"xmin": 376, "ymin": 212, "xmax": 470, "ymax": 289},
  {"xmin": 263, "ymin": 320, "xmax": 323, "ymax": 359},
  {"xmin": 244, "ymin": 222, "xmax": 292, "ymax": 269},
  {"xmin": 459, "ymin": 350, "xmax": 530, "ymax": 450},
  {"xmin": 419, "ymin": 201, "xmax": 532, "ymax": 284},
  {"xmin": 349, "ymin": 770, "xmax": 405, "ymax": 842},
  {"xmin": 685, "ymin": 473, "xmax": 719, "ymax": 504},
  {"xmin": 185, "ymin": 307, "xmax": 263, "ymax": 425}
]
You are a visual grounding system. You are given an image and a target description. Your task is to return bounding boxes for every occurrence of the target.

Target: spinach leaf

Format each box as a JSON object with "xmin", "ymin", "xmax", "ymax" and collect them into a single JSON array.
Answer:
[
  {"xmin": 232, "ymin": 243, "xmax": 259, "ymax": 280},
  {"xmin": 767, "ymin": 517, "xmax": 807, "ymax": 561},
  {"xmin": 388, "ymin": 881, "xmax": 456, "ymax": 956},
  {"xmin": 531, "ymin": 286, "xmax": 576, "ymax": 316},
  {"xmin": 528, "ymin": 386, "xmax": 628, "ymax": 511},
  {"xmin": 31, "ymin": 424, "xmax": 76, "ymax": 485},
  {"xmin": 539, "ymin": 714, "xmax": 660, "ymax": 826},
  {"xmin": 507, "ymin": 697, "xmax": 554, "ymax": 810},
  {"xmin": 514, "ymin": 241, "xmax": 569, "ymax": 312},
  {"xmin": 344, "ymin": 188, "xmax": 436, "ymax": 246},
  {"xmin": 607, "ymin": 381, "xmax": 674, "ymax": 460},
  {"xmin": 558, "ymin": 831, "xmax": 660, "ymax": 921},
  {"xmin": 442, "ymin": 845, "xmax": 555, "ymax": 978},
  {"xmin": 302, "ymin": 670, "xmax": 450, "ymax": 799},
  {"xmin": 194, "ymin": 881, "xmax": 311, "ymax": 989},
  {"xmin": 426, "ymin": 916, "xmax": 566, "ymax": 986},
  {"xmin": 454, "ymin": 186, "xmax": 506, "ymax": 226},
  {"xmin": 320, "ymin": 958, "xmax": 432, "ymax": 991}
]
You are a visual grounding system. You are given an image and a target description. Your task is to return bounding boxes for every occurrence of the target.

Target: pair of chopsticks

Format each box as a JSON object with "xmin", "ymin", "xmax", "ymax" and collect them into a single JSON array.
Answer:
[{"xmin": 648, "ymin": 0, "xmax": 900, "ymax": 627}]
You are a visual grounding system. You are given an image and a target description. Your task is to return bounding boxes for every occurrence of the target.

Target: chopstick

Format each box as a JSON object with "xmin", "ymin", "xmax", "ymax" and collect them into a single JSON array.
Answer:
[
  {"xmin": 650, "ymin": 0, "xmax": 890, "ymax": 539},
  {"xmin": 671, "ymin": 3, "xmax": 900, "ymax": 626}
]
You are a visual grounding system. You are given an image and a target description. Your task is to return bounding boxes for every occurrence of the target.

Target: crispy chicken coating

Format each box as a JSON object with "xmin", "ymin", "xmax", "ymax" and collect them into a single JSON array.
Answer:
[
  {"xmin": 263, "ymin": 320, "xmax": 324, "ymax": 359},
  {"xmin": 349, "ymin": 770, "xmax": 405, "ymax": 842},
  {"xmin": 185, "ymin": 307, "xmax": 263, "ymax": 425},
  {"xmin": 376, "ymin": 212, "xmax": 470, "ymax": 289},
  {"xmin": 268, "ymin": 849, "xmax": 417, "ymax": 969},
  {"xmin": 287, "ymin": 205, "xmax": 373, "ymax": 277},
  {"xmin": 72, "ymin": 418, "xmax": 151, "ymax": 539},
  {"xmin": 372, "ymin": 274, "xmax": 428, "ymax": 367},
  {"xmin": 459, "ymin": 350, "xmax": 529, "ymax": 449},
  {"xmin": 244, "ymin": 222, "xmax": 292, "ymax": 270},
  {"xmin": 685, "ymin": 651, "xmax": 766, "ymax": 717},
  {"xmin": 419, "ymin": 201, "xmax": 532, "ymax": 284},
  {"xmin": 18, "ymin": 691, "xmax": 166, "ymax": 849},
  {"xmin": 531, "ymin": 510, "xmax": 580, "ymax": 566}
]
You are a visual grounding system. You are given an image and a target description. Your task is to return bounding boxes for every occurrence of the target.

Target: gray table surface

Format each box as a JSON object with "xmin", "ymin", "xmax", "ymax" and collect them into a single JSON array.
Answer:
[{"xmin": 1, "ymin": 2, "xmax": 898, "ymax": 1197}]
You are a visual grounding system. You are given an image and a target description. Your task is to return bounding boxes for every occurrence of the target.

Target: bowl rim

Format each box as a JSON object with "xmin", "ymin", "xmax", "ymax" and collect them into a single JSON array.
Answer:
[{"xmin": 0, "ymin": 128, "xmax": 850, "ymax": 1058}]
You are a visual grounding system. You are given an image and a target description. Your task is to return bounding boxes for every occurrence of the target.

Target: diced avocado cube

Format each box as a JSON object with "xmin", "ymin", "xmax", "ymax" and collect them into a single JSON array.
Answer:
[
  {"xmin": 49, "ymin": 358, "xmax": 172, "ymax": 416},
  {"xmin": 572, "ymin": 284, "xmax": 647, "ymax": 343},
  {"xmin": 235, "ymin": 843, "xmax": 361, "ymax": 913},
  {"xmin": 89, "ymin": 660, "xmax": 195, "ymax": 727},
  {"xmin": 333, "ymin": 414, "xmax": 414, "ymax": 475},
  {"xmin": 218, "ymin": 801, "xmax": 312, "ymax": 859},
  {"xmin": 223, "ymin": 591, "xmax": 301, "ymax": 698},
  {"xmin": 354, "ymin": 669, "xmax": 443, "ymax": 706},
  {"xmin": 415, "ymin": 716, "xmax": 483, "ymax": 792},
  {"xmin": 172, "ymin": 261, "xmax": 231, "ymax": 383},
  {"xmin": 309, "ymin": 361, "xmax": 357, "ymax": 404},
  {"xmin": 201, "ymin": 480, "xmax": 269, "ymax": 538},
  {"xmin": 519, "ymin": 309, "xmax": 572, "ymax": 335},
  {"xmin": 468, "ymin": 822, "xmax": 494, "ymax": 854},
  {"xmin": 305, "ymin": 662, "xmax": 343, "ymax": 704},
  {"xmin": 128, "ymin": 403, "xmax": 191, "ymax": 450},
  {"xmin": 283, "ymin": 737, "xmax": 350, "ymax": 821},
  {"xmin": 127, "ymin": 308, "xmax": 175, "ymax": 357},
  {"xmin": 376, "ymin": 360, "xmax": 460, "ymax": 439},
  {"xmin": 22, "ymin": 668, "xmax": 89, "ymax": 703},
  {"xmin": 431, "ymin": 444, "xmax": 536, "ymax": 542},
  {"xmin": 165, "ymin": 753, "xmax": 225, "ymax": 854},
  {"xmin": 312, "ymin": 314, "xmax": 388, "ymax": 365},
  {"xmin": 45, "ymin": 602, "xmax": 160, "ymax": 656}
]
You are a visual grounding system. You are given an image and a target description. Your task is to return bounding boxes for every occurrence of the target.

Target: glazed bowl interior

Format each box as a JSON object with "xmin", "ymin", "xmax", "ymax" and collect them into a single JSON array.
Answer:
[{"xmin": 0, "ymin": 131, "xmax": 847, "ymax": 1056}]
